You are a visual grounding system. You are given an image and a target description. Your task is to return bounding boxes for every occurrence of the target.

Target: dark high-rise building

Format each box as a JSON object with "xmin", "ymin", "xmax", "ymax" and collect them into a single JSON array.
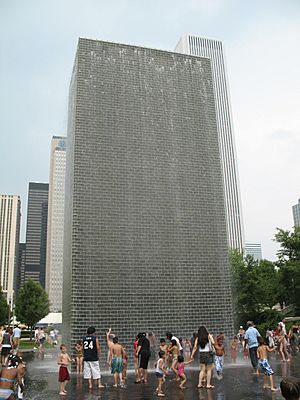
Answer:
[
  {"xmin": 24, "ymin": 182, "xmax": 49, "ymax": 287},
  {"xmin": 63, "ymin": 39, "xmax": 234, "ymax": 347},
  {"xmin": 16, "ymin": 243, "xmax": 26, "ymax": 292}
]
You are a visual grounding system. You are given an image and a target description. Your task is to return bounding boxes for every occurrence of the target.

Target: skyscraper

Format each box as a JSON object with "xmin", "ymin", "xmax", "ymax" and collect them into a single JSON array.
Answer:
[
  {"xmin": 175, "ymin": 34, "xmax": 244, "ymax": 250},
  {"xmin": 16, "ymin": 243, "xmax": 26, "ymax": 293},
  {"xmin": 63, "ymin": 38, "xmax": 234, "ymax": 347},
  {"xmin": 24, "ymin": 182, "xmax": 49, "ymax": 287},
  {"xmin": 245, "ymin": 242, "xmax": 262, "ymax": 261},
  {"xmin": 292, "ymin": 199, "xmax": 300, "ymax": 227},
  {"xmin": 0, "ymin": 194, "xmax": 21, "ymax": 303},
  {"xmin": 46, "ymin": 136, "xmax": 67, "ymax": 312}
]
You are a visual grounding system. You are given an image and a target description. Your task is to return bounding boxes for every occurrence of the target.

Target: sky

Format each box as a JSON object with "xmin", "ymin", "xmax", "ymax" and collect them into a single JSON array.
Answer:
[{"xmin": 0, "ymin": 0, "xmax": 299, "ymax": 260}]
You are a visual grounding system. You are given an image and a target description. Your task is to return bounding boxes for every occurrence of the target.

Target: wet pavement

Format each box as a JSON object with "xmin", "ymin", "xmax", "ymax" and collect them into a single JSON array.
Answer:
[{"xmin": 22, "ymin": 350, "xmax": 300, "ymax": 400}]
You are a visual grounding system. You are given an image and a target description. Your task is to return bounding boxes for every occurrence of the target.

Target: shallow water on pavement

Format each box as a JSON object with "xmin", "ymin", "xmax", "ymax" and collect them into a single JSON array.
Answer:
[{"xmin": 21, "ymin": 350, "xmax": 300, "ymax": 400}]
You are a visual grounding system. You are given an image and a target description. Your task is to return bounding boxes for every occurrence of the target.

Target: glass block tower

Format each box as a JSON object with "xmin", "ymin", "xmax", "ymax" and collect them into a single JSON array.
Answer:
[
  {"xmin": 175, "ymin": 34, "xmax": 244, "ymax": 250},
  {"xmin": 63, "ymin": 38, "xmax": 234, "ymax": 349}
]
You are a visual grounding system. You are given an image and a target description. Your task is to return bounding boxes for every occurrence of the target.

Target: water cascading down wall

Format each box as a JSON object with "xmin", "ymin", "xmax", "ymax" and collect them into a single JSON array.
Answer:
[{"xmin": 63, "ymin": 38, "xmax": 234, "ymax": 351}]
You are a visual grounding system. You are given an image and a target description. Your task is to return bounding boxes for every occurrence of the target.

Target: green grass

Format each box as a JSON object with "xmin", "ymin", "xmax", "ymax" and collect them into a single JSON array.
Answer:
[{"xmin": 19, "ymin": 340, "xmax": 53, "ymax": 350}]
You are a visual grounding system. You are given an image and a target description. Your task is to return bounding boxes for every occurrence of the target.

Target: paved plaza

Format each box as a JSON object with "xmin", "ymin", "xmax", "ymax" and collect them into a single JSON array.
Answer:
[{"xmin": 22, "ymin": 350, "xmax": 300, "ymax": 400}]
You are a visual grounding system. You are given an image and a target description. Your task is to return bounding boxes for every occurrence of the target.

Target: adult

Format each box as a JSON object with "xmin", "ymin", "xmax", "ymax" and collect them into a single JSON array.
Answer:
[
  {"xmin": 166, "ymin": 332, "xmax": 183, "ymax": 355},
  {"xmin": 191, "ymin": 326, "xmax": 215, "ymax": 389},
  {"xmin": 1, "ymin": 328, "xmax": 12, "ymax": 366},
  {"xmin": 289, "ymin": 323, "xmax": 299, "ymax": 352},
  {"xmin": 148, "ymin": 332, "xmax": 156, "ymax": 360},
  {"xmin": 0, "ymin": 354, "xmax": 24, "ymax": 399},
  {"xmin": 244, "ymin": 321, "xmax": 261, "ymax": 374},
  {"xmin": 135, "ymin": 332, "xmax": 151, "ymax": 384},
  {"xmin": 12, "ymin": 325, "xmax": 21, "ymax": 349},
  {"xmin": 82, "ymin": 327, "xmax": 104, "ymax": 389},
  {"xmin": 278, "ymin": 323, "xmax": 290, "ymax": 362}
]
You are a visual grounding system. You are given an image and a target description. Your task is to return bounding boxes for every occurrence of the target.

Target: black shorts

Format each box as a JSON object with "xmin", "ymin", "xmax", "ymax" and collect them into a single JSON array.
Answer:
[
  {"xmin": 1, "ymin": 347, "xmax": 11, "ymax": 357},
  {"xmin": 139, "ymin": 352, "xmax": 150, "ymax": 369},
  {"xmin": 199, "ymin": 351, "xmax": 214, "ymax": 365}
]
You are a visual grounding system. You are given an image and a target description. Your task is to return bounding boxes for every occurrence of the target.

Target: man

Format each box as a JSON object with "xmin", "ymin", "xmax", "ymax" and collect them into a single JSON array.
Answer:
[
  {"xmin": 244, "ymin": 321, "xmax": 261, "ymax": 374},
  {"xmin": 83, "ymin": 327, "xmax": 104, "ymax": 389},
  {"xmin": 13, "ymin": 325, "xmax": 21, "ymax": 349}
]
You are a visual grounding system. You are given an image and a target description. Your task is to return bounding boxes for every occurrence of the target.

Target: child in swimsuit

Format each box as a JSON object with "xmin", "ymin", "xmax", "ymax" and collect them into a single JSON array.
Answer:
[
  {"xmin": 230, "ymin": 335, "xmax": 238, "ymax": 363},
  {"xmin": 174, "ymin": 355, "xmax": 193, "ymax": 389},
  {"xmin": 257, "ymin": 336, "xmax": 277, "ymax": 391},
  {"xmin": 75, "ymin": 340, "xmax": 83, "ymax": 374},
  {"xmin": 169, "ymin": 339, "xmax": 179, "ymax": 377}
]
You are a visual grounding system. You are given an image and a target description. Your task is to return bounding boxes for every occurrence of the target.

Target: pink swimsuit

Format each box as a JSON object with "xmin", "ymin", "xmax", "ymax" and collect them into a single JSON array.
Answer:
[{"xmin": 177, "ymin": 363, "xmax": 184, "ymax": 376}]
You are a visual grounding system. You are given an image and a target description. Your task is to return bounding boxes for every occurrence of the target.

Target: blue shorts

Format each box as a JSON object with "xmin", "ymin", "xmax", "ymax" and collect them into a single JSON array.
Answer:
[
  {"xmin": 0, "ymin": 388, "xmax": 14, "ymax": 399},
  {"xmin": 259, "ymin": 359, "xmax": 274, "ymax": 376},
  {"xmin": 156, "ymin": 372, "xmax": 164, "ymax": 379}
]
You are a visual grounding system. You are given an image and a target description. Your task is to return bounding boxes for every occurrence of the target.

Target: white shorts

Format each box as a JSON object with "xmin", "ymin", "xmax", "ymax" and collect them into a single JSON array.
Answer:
[{"xmin": 84, "ymin": 361, "xmax": 101, "ymax": 380}]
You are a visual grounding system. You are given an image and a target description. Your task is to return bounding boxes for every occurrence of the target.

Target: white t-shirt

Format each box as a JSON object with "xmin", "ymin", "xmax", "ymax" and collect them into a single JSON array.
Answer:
[
  {"xmin": 13, "ymin": 327, "xmax": 21, "ymax": 338},
  {"xmin": 171, "ymin": 336, "xmax": 183, "ymax": 351}
]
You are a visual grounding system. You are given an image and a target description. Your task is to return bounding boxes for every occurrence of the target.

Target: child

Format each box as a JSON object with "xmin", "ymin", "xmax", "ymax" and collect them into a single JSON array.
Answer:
[
  {"xmin": 169, "ymin": 339, "xmax": 180, "ymax": 377},
  {"xmin": 280, "ymin": 377, "xmax": 300, "ymax": 400},
  {"xmin": 108, "ymin": 337, "xmax": 125, "ymax": 388},
  {"xmin": 183, "ymin": 338, "xmax": 192, "ymax": 360},
  {"xmin": 75, "ymin": 340, "xmax": 83, "ymax": 374},
  {"xmin": 159, "ymin": 338, "xmax": 169, "ymax": 370},
  {"xmin": 257, "ymin": 336, "xmax": 277, "ymax": 391},
  {"xmin": 122, "ymin": 347, "xmax": 128, "ymax": 381},
  {"xmin": 155, "ymin": 351, "xmax": 168, "ymax": 397},
  {"xmin": 174, "ymin": 355, "xmax": 192, "ymax": 389},
  {"xmin": 133, "ymin": 335, "xmax": 139, "ymax": 381},
  {"xmin": 57, "ymin": 344, "xmax": 73, "ymax": 395},
  {"xmin": 214, "ymin": 336, "xmax": 225, "ymax": 380},
  {"xmin": 231, "ymin": 335, "xmax": 238, "ymax": 363}
]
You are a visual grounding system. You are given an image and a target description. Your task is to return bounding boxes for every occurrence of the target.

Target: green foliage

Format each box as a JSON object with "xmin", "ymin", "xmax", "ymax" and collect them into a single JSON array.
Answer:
[
  {"xmin": 275, "ymin": 227, "xmax": 300, "ymax": 312},
  {"xmin": 0, "ymin": 287, "xmax": 9, "ymax": 325},
  {"xmin": 15, "ymin": 279, "xmax": 50, "ymax": 330},
  {"xmin": 230, "ymin": 250, "xmax": 280, "ymax": 330}
]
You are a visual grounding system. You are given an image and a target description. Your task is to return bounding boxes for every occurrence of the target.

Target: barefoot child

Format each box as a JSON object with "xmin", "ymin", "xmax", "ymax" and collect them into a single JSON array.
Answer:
[
  {"xmin": 257, "ymin": 336, "xmax": 277, "ymax": 391},
  {"xmin": 159, "ymin": 338, "xmax": 169, "ymax": 370},
  {"xmin": 75, "ymin": 340, "xmax": 83, "ymax": 374},
  {"xmin": 155, "ymin": 351, "xmax": 168, "ymax": 397},
  {"xmin": 169, "ymin": 339, "xmax": 180, "ymax": 376},
  {"xmin": 174, "ymin": 355, "xmax": 192, "ymax": 389},
  {"xmin": 230, "ymin": 335, "xmax": 238, "ymax": 363},
  {"xmin": 214, "ymin": 335, "xmax": 225, "ymax": 380},
  {"xmin": 108, "ymin": 337, "xmax": 125, "ymax": 388},
  {"xmin": 57, "ymin": 344, "xmax": 73, "ymax": 395}
]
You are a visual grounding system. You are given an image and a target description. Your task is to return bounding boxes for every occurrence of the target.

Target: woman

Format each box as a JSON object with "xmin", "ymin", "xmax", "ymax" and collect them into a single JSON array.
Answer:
[
  {"xmin": 135, "ymin": 332, "xmax": 151, "ymax": 384},
  {"xmin": 278, "ymin": 324, "xmax": 290, "ymax": 362},
  {"xmin": 191, "ymin": 326, "xmax": 215, "ymax": 389},
  {"xmin": 1, "ymin": 328, "xmax": 12, "ymax": 367}
]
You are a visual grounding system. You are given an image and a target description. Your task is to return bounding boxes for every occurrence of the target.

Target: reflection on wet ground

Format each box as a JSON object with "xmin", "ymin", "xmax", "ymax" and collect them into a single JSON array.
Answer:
[{"xmin": 22, "ymin": 350, "xmax": 300, "ymax": 399}]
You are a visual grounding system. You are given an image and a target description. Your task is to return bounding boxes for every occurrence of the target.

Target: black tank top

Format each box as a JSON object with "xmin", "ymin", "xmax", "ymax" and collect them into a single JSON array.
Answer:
[{"xmin": 83, "ymin": 336, "xmax": 98, "ymax": 361}]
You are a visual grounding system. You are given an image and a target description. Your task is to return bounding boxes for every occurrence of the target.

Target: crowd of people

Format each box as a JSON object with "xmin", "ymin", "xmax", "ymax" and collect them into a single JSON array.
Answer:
[
  {"xmin": 57, "ymin": 321, "xmax": 300, "ymax": 398},
  {"xmin": 0, "ymin": 320, "xmax": 300, "ymax": 398}
]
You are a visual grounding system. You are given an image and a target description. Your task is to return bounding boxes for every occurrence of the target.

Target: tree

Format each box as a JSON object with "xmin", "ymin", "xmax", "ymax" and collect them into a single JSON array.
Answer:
[
  {"xmin": 0, "ymin": 287, "xmax": 9, "ymax": 325},
  {"xmin": 230, "ymin": 250, "xmax": 280, "ymax": 330},
  {"xmin": 275, "ymin": 227, "xmax": 300, "ymax": 312},
  {"xmin": 15, "ymin": 279, "xmax": 50, "ymax": 338}
]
